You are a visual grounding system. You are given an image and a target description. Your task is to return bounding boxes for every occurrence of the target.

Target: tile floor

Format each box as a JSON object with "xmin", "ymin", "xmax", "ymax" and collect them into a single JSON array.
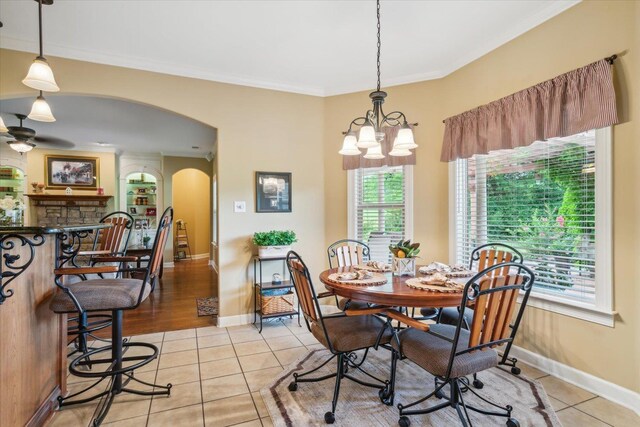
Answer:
[{"xmin": 51, "ymin": 319, "xmax": 639, "ymax": 427}]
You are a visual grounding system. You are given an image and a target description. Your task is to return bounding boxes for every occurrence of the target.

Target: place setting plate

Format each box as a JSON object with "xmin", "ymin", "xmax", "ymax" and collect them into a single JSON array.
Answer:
[
  {"xmin": 405, "ymin": 273, "xmax": 465, "ymax": 293},
  {"xmin": 352, "ymin": 261, "xmax": 392, "ymax": 273},
  {"xmin": 327, "ymin": 270, "xmax": 388, "ymax": 286},
  {"xmin": 418, "ymin": 261, "xmax": 475, "ymax": 278}
]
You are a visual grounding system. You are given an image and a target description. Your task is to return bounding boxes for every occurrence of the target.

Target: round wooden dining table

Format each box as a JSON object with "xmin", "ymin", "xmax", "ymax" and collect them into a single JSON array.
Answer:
[{"xmin": 319, "ymin": 267, "xmax": 467, "ymax": 308}]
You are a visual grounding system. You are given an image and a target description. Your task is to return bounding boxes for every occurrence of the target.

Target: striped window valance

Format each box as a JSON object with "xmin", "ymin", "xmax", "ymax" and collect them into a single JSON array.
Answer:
[
  {"xmin": 343, "ymin": 126, "xmax": 416, "ymax": 170},
  {"xmin": 440, "ymin": 59, "xmax": 618, "ymax": 162}
]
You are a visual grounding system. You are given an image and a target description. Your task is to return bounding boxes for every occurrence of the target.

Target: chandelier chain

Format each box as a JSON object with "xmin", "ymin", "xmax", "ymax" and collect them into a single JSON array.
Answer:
[{"xmin": 376, "ymin": 0, "xmax": 381, "ymax": 92}]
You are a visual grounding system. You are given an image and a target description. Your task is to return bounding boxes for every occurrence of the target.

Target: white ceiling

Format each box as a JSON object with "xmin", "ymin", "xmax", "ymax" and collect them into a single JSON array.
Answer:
[
  {"xmin": 0, "ymin": 0, "xmax": 579, "ymax": 96},
  {"xmin": 0, "ymin": 95, "xmax": 217, "ymax": 157}
]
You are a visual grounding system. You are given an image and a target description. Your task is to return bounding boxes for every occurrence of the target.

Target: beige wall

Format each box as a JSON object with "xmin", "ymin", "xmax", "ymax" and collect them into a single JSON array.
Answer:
[
  {"xmin": 0, "ymin": 49, "xmax": 326, "ymax": 321},
  {"xmin": 172, "ymin": 168, "xmax": 211, "ymax": 256},
  {"xmin": 323, "ymin": 1, "xmax": 639, "ymax": 392},
  {"xmin": 1, "ymin": 0, "xmax": 637, "ymax": 392}
]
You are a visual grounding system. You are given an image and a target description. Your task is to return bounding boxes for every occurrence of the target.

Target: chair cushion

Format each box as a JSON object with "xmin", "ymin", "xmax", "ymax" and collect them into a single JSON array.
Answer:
[
  {"xmin": 337, "ymin": 298, "xmax": 370, "ymax": 311},
  {"xmin": 392, "ymin": 324, "xmax": 497, "ymax": 378},
  {"xmin": 439, "ymin": 306, "xmax": 474, "ymax": 328},
  {"xmin": 49, "ymin": 278, "xmax": 150, "ymax": 313},
  {"xmin": 311, "ymin": 314, "xmax": 392, "ymax": 352}
]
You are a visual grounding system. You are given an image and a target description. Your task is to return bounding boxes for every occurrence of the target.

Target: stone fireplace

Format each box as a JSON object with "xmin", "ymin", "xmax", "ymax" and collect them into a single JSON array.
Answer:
[{"xmin": 26, "ymin": 194, "xmax": 113, "ymax": 227}]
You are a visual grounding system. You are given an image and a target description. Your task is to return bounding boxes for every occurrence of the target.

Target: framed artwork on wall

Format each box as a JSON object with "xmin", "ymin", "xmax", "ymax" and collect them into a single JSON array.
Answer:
[
  {"xmin": 255, "ymin": 171, "xmax": 291, "ymax": 213},
  {"xmin": 45, "ymin": 155, "xmax": 99, "ymax": 190}
]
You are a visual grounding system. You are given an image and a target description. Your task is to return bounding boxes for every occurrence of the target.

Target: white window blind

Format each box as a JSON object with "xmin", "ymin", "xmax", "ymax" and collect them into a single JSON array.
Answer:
[
  {"xmin": 454, "ymin": 130, "xmax": 599, "ymax": 303},
  {"xmin": 355, "ymin": 165, "xmax": 407, "ymax": 262}
]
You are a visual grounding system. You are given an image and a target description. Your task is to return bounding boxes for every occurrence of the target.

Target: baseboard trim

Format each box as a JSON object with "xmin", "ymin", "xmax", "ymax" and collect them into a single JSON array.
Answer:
[
  {"xmin": 208, "ymin": 259, "xmax": 218, "ymax": 273},
  {"xmin": 163, "ymin": 261, "xmax": 175, "ymax": 269},
  {"xmin": 216, "ymin": 313, "xmax": 253, "ymax": 328},
  {"xmin": 192, "ymin": 253, "xmax": 210, "ymax": 260},
  {"xmin": 509, "ymin": 346, "xmax": 640, "ymax": 415}
]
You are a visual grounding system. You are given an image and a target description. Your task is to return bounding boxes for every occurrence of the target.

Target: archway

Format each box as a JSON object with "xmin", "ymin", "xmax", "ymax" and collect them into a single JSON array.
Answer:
[{"xmin": 172, "ymin": 168, "xmax": 212, "ymax": 261}]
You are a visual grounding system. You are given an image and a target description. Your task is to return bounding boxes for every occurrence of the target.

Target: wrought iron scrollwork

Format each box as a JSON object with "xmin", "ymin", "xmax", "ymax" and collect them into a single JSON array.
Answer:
[
  {"xmin": 0, "ymin": 233, "xmax": 46, "ymax": 304},
  {"xmin": 56, "ymin": 230, "xmax": 93, "ymax": 268}
]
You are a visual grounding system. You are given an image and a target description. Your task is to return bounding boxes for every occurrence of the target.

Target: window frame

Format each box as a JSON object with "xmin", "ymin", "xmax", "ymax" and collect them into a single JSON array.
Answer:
[
  {"xmin": 448, "ymin": 127, "xmax": 615, "ymax": 327},
  {"xmin": 348, "ymin": 165, "xmax": 414, "ymax": 242}
]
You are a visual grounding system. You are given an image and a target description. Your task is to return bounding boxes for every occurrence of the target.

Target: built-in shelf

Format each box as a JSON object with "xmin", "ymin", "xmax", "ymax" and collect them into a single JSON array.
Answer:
[{"xmin": 26, "ymin": 194, "xmax": 113, "ymax": 207}]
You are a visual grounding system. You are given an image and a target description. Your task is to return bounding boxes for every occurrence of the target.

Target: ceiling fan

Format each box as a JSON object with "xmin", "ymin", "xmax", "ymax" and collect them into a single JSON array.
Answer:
[{"xmin": 1, "ymin": 113, "xmax": 74, "ymax": 153}]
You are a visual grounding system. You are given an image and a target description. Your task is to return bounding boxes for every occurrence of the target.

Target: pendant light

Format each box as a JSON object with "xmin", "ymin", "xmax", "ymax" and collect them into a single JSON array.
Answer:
[
  {"xmin": 23, "ymin": 0, "xmax": 60, "ymax": 93},
  {"xmin": 28, "ymin": 91, "xmax": 56, "ymax": 122},
  {"xmin": 339, "ymin": 0, "xmax": 417, "ymax": 159}
]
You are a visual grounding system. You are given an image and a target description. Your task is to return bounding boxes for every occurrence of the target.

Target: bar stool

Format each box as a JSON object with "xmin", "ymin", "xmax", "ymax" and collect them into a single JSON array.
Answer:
[
  {"xmin": 67, "ymin": 211, "xmax": 136, "ymax": 358},
  {"xmin": 49, "ymin": 207, "xmax": 174, "ymax": 426}
]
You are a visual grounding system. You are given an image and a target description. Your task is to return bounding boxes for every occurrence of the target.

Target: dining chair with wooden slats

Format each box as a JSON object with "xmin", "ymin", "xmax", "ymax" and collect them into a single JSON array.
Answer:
[
  {"xmin": 437, "ymin": 242, "xmax": 525, "ymax": 380},
  {"xmin": 327, "ymin": 239, "xmax": 372, "ymax": 311},
  {"xmin": 287, "ymin": 250, "xmax": 394, "ymax": 424},
  {"xmin": 389, "ymin": 262, "xmax": 535, "ymax": 427}
]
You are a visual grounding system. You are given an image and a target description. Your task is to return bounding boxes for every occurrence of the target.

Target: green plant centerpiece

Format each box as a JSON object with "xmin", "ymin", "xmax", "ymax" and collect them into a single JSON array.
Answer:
[
  {"xmin": 389, "ymin": 239, "xmax": 420, "ymax": 276},
  {"xmin": 253, "ymin": 230, "xmax": 297, "ymax": 259}
]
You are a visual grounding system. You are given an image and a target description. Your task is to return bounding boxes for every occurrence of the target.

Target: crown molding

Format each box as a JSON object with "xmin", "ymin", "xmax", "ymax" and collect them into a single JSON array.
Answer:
[{"xmin": 0, "ymin": 0, "xmax": 579, "ymax": 97}]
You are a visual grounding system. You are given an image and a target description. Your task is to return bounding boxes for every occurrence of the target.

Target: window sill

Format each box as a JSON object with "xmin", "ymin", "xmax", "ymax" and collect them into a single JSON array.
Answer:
[{"xmin": 518, "ymin": 293, "xmax": 616, "ymax": 327}]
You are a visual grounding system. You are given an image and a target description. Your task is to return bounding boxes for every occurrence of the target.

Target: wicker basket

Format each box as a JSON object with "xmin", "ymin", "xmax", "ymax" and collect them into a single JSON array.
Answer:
[{"xmin": 261, "ymin": 292, "xmax": 295, "ymax": 315}]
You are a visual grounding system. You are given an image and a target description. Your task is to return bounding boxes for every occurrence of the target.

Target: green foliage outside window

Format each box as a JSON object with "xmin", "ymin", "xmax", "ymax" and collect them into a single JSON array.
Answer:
[{"xmin": 484, "ymin": 143, "xmax": 595, "ymax": 289}]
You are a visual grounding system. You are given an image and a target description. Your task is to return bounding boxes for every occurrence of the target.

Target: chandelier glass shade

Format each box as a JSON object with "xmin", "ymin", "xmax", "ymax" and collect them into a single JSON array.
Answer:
[
  {"xmin": 338, "ymin": 131, "xmax": 361, "ymax": 155},
  {"xmin": 339, "ymin": 0, "xmax": 417, "ymax": 159}
]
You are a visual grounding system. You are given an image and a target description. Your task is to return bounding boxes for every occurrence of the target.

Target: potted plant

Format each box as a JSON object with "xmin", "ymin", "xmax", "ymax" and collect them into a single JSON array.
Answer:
[
  {"xmin": 253, "ymin": 230, "xmax": 297, "ymax": 258},
  {"xmin": 389, "ymin": 239, "xmax": 421, "ymax": 276}
]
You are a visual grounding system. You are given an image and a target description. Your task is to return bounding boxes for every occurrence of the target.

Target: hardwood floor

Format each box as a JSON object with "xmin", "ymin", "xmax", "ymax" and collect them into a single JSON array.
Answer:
[{"xmin": 120, "ymin": 258, "xmax": 218, "ymax": 336}]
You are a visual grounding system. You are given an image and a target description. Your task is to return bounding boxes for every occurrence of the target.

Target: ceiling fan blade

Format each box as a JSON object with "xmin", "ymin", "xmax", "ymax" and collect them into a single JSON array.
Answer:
[{"xmin": 33, "ymin": 135, "xmax": 75, "ymax": 149}]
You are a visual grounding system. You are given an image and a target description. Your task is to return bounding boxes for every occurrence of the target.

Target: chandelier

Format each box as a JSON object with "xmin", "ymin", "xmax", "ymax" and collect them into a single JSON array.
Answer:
[
  {"xmin": 23, "ymin": 0, "xmax": 59, "ymax": 122},
  {"xmin": 339, "ymin": 0, "xmax": 417, "ymax": 159}
]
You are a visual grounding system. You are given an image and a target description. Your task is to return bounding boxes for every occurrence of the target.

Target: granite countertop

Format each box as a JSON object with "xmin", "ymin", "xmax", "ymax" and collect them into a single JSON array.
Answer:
[{"xmin": 0, "ymin": 223, "xmax": 112, "ymax": 235}]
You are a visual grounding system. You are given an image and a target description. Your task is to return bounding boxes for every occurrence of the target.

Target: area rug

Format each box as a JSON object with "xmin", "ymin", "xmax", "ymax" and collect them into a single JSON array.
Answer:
[
  {"xmin": 196, "ymin": 297, "xmax": 218, "ymax": 316},
  {"xmin": 261, "ymin": 348, "xmax": 561, "ymax": 426}
]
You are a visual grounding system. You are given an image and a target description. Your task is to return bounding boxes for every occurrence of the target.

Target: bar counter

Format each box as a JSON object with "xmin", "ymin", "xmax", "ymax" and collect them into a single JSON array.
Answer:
[{"xmin": 0, "ymin": 224, "xmax": 110, "ymax": 427}]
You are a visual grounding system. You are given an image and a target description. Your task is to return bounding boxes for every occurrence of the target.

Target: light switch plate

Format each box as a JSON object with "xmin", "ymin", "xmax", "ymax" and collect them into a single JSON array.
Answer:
[{"xmin": 234, "ymin": 201, "xmax": 246, "ymax": 213}]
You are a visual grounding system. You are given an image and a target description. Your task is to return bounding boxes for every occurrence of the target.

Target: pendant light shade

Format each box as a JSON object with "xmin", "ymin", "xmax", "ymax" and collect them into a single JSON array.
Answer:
[
  {"xmin": 394, "ymin": 124, "xmax": 417, "ymax": 149},
  {"xmin": 23, "ymin": 57, "xmax": 60, "ymax": 92},
  {"xmin": 28, "ymin": 94, "xmax": 56, "ymax": 122},
  {"xmin": 0, "ymin": 116, "xmax": 8, "ymax": 133},
  {"xmin": 7, "ymin": 140, "xmax": 36, "ymax": 154},
  {"xmin": 357, "ymin": 121, "xmax": 378, "ymax": 148},
  {"xmin": 363, "ymin": 143, "xmax": 385, "ymax": 160},
  {"xmin": 338, "ymin": 131, "xmax": 361, "ymax": 155}
]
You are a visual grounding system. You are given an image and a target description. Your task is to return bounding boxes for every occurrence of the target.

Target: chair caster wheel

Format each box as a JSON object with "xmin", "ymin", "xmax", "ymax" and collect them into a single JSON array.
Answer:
[
  {"xmin": 288, "ymin": 382, "xmax": 298, "ymax": 391},
  {"xmin": 399, "ymin": 416, "xmax": 411, "ymax": 427},
  {"xmin": 506, "ymin": 418, "xmax": 520, "ymax": 427},
  {"xmin": 472, "ymin": 379, "xmax": 484, "ymax": 389},
  {"xmin": 324, "ymin": 411, "xmax": 335, "ymax": 424},
  {"xmin": 511, "ymin": 366, "xmax": 521, "ymax": 375},
  {"xmin": 378, "ymin": 388, "xmax": 394, "ymax": 406}
]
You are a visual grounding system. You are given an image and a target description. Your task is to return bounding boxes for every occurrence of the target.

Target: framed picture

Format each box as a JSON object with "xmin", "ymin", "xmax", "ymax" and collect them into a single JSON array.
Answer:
[
  {"xmin": 146, "ymin": 208, "xmax": 157, "ymax": 216},
  {"xmin": 129, "ymin": 207, "xmax": 138, "ymax": 215},
  {"xmin": 45, "ymin": 155, "xmax": 99, "ymax": 190},
  {"xmin": 255, "ymin": 171, "xmax": 292, "ymax": 213},
  {"xmin": 134, "ymin": 218, "xmax": 149, "ymax": 229}
]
